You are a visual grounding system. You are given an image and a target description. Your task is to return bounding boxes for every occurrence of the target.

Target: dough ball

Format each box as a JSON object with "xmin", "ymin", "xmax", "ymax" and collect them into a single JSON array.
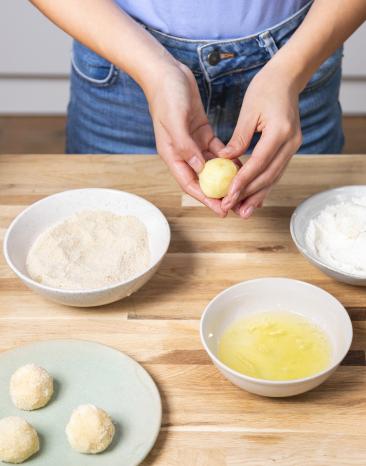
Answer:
[
  {"xmin": 0, "ymin": 417, "xmax": 39, "ymax": 464},
  {"xmin": 10, "ymin": 364, "xmax": 53, "ymax": 411},
  {"xmin": 199, "ymin": 158, "xmax": 238, "ymax": 199},
  {"xmin": 65, "ymin": 404, "xmax": 115, "ymax": 454}
]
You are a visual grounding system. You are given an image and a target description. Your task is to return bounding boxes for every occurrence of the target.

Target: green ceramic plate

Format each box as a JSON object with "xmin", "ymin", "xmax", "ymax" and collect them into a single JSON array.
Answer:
[{"xmin": 0, "ymin": 340, "xmax": 161, "ymax": 465}]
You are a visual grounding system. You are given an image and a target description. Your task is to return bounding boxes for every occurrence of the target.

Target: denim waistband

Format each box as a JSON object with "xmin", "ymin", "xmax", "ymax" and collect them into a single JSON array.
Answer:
[{"xmin": 144, "ymin": 1, "xmax": 313, "ymax": 80}]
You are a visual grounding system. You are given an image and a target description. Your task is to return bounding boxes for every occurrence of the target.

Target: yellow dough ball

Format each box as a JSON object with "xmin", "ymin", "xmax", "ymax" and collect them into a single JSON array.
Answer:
[
  {"xmin": 10, "ymin": 364, "xmax": 54, "ymax": 411},
  {"xmin": 65, "ymin": 404, "xmax": 115, "ymax": 454},
  {"xmin": 199, "ymin": 158, "xmax": 238, "ymax": 199},
  {"xmin": 0, "ymin": 417, "xmax": 39, "ymax": 464}
]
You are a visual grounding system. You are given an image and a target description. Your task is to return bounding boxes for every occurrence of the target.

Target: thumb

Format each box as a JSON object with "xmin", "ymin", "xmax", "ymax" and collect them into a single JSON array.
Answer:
[
  {"xmin": 178, "ymin": 136, "xmax": 206, "ymax": 173},
  {"xmin": 218, "ymin": 111, "xmax": 257, "ymax": 159},
  {"xmin": 166, "ymin": 116, "xmax": 206, "ymax": 173}
]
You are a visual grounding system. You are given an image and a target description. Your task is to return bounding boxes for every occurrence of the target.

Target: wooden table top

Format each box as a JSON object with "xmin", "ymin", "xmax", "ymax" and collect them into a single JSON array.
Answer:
[{"xmin": 1, "ymin": 154, "xmax": 366, "ymax": 465}]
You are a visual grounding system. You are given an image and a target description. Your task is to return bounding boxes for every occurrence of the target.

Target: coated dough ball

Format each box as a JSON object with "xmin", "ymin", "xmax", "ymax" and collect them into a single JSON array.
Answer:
[
  {"xmin": 10, "ymin": 364, "xmax": 54, "ymax": 411},
  {"xmin": 65, "ymin": 404, "xmax": 115, "ymax": 454},
  {"xmin": 199, "ymin": 158, "xmax": 238, "ymax": 199},
  {"xmin": 0, "ymin": 417, "xmax": 39, "ymax": 464}
]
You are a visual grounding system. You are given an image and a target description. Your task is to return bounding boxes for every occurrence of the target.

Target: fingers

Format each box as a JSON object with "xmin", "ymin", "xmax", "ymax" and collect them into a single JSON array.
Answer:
[
  {"xmin": 199, "ymin": 126, "xmax": 241, "ymax": 168},
  {"xmin": 155, "ymin": 116, "xmax": 228, "ymax": 216},
  {"xmin": 157, "ymin": 117, "xmax": 206, "ymax": 174},
  {"xmin": 218, "ymin": 108, "xmax": 258, "ymax": 159},
  {"xmin": 159, "ymin": 114, "xmax": 228, "ymax": 174},
  {"xmin": 192, "ymin": 121, "xmax": 226, "ymax": 158},
  {"xmin": 173, "ymin": 135, "xmax": 206, "ymax": 173},
  {"xmin": 208, "ymin": 135, "xmax": 226, "ymax": 156},
  {"xmin": 221, "ymin": 127, "xmax": 285, "ymax": 211},
  {"xmin": 234, "ymin": 187, "xmax": 271, "ymax": 219},
  {"xmin": 159, "ymin": 135, "xmax": 227, "ymax": 217},
  {"xmin": 232, "ymin": 138, "xmax": 297, "ymax": 202},
  {"xmin": 187, "ymin": 177, "xmax": 227, "ymax": 217},
  {"xmin": 170, "ymin": 159, "xmax": 227, "ymax": 217},
  {"xmin": 231, "ymin": 131, "xmax": 301, "ymax": 219},
  {"xmin": 202, "ymin": 150, "xmax": 216, "ymax": 161}
]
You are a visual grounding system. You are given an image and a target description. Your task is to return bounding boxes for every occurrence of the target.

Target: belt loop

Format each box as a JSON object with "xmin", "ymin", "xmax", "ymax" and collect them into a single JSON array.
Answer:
[{"xmin": 257, "ymin": 31, "xmax": 278, "ymax": 58}]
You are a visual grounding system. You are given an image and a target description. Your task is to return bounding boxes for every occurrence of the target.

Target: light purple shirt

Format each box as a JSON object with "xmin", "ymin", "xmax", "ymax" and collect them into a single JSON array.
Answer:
[{"xmin": 116, "ymin": 0, "xmax": 310, "ymax": 40}]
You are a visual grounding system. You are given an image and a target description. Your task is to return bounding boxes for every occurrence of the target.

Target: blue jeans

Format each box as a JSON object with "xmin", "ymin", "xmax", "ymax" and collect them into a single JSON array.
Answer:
[{"xmin": 66, "ymin": 1, "xmax": 344, "ymax": 154}]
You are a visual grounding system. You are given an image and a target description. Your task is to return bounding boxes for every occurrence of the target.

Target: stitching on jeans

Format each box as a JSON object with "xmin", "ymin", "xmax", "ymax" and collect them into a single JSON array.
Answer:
[{"xmin": 71, "ymin": 55, "xmax": 118, "ymax": 87}]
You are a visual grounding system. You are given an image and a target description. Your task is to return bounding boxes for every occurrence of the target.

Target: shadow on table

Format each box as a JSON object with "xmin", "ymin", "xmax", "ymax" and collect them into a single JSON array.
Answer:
[
  {"xmin": 140, "ymin": 378, "xmax": 170, "ymax": 465},
  {"xmin": 87, "ymin": 228, "xmax": 197, "ymax": 314},
  {"xmin": 267, "ymin": 366, "xmax": 365, "ymax": 404}
]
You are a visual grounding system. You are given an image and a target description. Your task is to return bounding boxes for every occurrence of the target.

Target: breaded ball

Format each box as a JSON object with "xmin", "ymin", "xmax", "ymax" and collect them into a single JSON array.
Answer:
[
  {"xmin": 10, "ymin": 364, "xmax": 54, "ymax": 411},
  {"xmin": 65, "ymin": 404, "xmax": 115, "ymax": 454},
  {"xmin": 199, "ymin": 158, "xmax": 238, "ymax": 198},
  {"xmin": 0, "ymin": 417, "xmax": 39, "ymax": 464}
]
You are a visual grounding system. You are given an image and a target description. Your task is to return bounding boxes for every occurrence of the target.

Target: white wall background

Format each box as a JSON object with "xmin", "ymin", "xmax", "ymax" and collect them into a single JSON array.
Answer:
[{"xmin": 1, "ymin": 0, "xmax": 365, "ymax": 114}]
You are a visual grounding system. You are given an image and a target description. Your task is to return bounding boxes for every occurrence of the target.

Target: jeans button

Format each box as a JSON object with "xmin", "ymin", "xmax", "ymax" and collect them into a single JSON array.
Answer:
[{"xmin": 207, "ymin": 49, "xmax": 221, "ymax": 66}]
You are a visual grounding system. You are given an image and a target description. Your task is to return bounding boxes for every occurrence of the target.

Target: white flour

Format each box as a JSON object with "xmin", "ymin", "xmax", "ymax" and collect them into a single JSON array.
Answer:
[
  {"xmin": 26, "ymin": 211, "xmax": 150, "ymax": 290},
  {"xmin": 305, "ymin": 197, "xmax": 366, "ymax": 276}
]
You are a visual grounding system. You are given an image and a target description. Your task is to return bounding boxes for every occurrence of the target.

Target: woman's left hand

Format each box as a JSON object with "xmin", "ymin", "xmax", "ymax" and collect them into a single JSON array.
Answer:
[{"xmin": 219, "ymin": 61, "xmax": 302, "ymax": 218}]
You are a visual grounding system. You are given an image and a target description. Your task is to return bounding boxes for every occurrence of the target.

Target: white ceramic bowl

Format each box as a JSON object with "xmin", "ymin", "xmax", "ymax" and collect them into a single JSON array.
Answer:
[
  {"xmin": 200, "ymin": 278, "xmax": 352, "ymax": 397},
  {"xmin": 290, "ymin": 185, "xmax": 366, "ymax": 286},
  {"xmin": 3, "ymin": 189, "xmax": 170, "ymax": 307}
]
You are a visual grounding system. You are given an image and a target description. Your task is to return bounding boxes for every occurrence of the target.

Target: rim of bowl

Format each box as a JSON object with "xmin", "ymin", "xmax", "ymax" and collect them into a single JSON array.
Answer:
[
  {"xmin": 290, "ymin": 185, "xmax": 366, "ymax": 280},
  {"xmin": 200, "ymin": 277, "xmax": 353, "ymax": 386},
  {"xmin": 3, "ymin": 188, "xmax": 171, "ymax": 294}
]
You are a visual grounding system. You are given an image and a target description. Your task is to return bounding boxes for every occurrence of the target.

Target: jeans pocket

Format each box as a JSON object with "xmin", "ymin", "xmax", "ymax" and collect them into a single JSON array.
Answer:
[{"xmin": 71, "ymin": 40, "xmax": 119, "ymax": 87}]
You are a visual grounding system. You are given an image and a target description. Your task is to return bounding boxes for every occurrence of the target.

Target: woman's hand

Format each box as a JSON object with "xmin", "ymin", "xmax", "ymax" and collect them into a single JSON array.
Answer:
[
  {"xmin": 146, "ymin": 61, "xmax": 227, "ymax": 217},
  {"xmin": 30, "ymin": 0, "xmax": 366, "ymax": 219},
  {"xmin": 219, "ymin": 61, "xmax": 302, "ymax": 218}
]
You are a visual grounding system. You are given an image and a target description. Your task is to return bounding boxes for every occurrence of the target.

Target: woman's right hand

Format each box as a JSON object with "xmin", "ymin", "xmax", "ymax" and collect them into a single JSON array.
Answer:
[{"xmin": 146, "ymin": 61, "xmax": 227, "ymax": 217}]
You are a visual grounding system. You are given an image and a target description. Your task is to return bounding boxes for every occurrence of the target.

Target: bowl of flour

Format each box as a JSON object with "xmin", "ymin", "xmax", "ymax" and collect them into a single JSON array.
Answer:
[
  {"xmin": 4, "ymin": 189, "xmax": 170, "ymax": 306},
  {"xmin": 290, "ymin": 185, "xmax": 366, "ymax": 286}
]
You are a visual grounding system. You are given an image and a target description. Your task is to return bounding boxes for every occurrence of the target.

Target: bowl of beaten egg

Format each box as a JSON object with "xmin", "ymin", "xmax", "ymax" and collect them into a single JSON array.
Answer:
[
  {"xmin": 4, "ymin": 189, "xmax": 170, "ymax": 307},
  {"xmin": 200, "ymin": 278, "xmax": 352, "ymax": 397}
]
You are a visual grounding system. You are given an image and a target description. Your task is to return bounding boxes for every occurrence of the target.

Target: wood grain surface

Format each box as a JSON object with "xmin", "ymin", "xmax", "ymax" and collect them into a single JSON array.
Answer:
[{"xmin": 1, "ymin": 154, "xmax": 366, "ymax": 465}]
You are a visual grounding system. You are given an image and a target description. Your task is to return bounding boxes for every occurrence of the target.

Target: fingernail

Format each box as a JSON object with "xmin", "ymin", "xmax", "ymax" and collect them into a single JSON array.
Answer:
[
  {"xmin": 218, "ymin": 147, "xmax": 232, "ymax": 157},
  {"xmin": 233, "ymin": 205, "xmax": 241, "ymax": 216},
  {"xmin": 241, "ymin": 205, "xmax": 254, "ymax": 219},
  {"xmin": 188, "ymin": 156, "xmax": 204, "ymax": 173}
]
